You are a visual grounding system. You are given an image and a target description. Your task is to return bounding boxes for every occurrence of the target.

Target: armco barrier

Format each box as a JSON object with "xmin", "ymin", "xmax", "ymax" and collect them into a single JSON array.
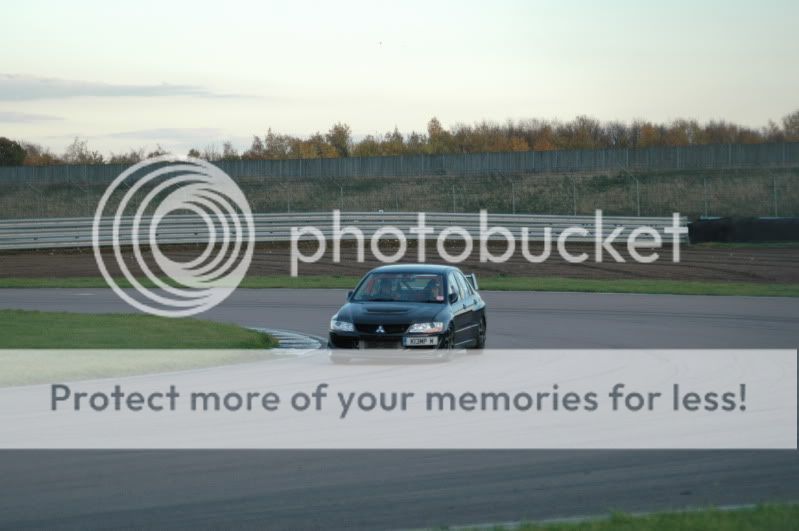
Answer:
[
  {"xmin": 689, "ymin": 217, "xmax": 799, "ymax": 243},
  {"xmin": 0, "ymin": 212, "xmax": 687, "ymax": 251}
]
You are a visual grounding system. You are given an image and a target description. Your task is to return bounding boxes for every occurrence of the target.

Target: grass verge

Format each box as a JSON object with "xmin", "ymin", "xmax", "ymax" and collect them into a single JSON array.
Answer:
[
  {"xmin": 0, "ymin": 309, "xmax": 276, "ymax": 386},
  {"xmin": 482, "ymin": 504, "xmax": 799, "ymax": 531},
  {"xmin": 1, "ymin": 275, "xmax": 798, "ymax": 296},
  {"xmin": 478, "ymin": 276, "xmax": 799, "ymax": 297}
]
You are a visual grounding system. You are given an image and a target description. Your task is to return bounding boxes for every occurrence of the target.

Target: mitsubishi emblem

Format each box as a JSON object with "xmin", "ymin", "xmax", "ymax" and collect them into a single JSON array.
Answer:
[{"xmin": 376, "ymin": 325, "xmax": 385, "ymax": 334}]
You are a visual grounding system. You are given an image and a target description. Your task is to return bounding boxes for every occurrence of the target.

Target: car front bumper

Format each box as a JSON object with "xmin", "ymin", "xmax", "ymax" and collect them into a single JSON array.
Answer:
[{"xmin": 328, "ymin": 331, "xmax": 445, "ymax": 350}]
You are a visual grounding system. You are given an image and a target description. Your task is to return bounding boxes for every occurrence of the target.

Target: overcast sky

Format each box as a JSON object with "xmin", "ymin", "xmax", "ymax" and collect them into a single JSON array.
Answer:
[{"xmin": 1, "ymin": 0, "xmax": 797, "ymax": 154}]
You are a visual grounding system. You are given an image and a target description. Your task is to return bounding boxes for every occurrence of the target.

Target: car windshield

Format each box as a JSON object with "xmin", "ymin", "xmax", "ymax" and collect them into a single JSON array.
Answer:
[{"xmin": 351, "ymin": 273, "xmax": 446, "ymax": 303}]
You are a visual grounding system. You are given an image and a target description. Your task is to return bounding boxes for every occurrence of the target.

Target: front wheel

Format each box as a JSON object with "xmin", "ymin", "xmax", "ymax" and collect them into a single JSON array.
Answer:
[
  {"xmin": 436, "ymin": 325, "xmax": 455, "ymax": 362},
  {"xmin": 469, "ymin": 318, "xmax": 486, "ymax": 353}
]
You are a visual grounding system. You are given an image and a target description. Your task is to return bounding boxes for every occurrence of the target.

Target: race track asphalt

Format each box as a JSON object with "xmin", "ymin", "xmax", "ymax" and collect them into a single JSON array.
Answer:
[{"xmin": 0, "ymin": 288, "xmax": 797, "ymax": 529}]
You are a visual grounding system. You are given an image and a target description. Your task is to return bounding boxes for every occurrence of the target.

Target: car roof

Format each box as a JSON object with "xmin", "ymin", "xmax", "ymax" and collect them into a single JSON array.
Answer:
[{"xmin": 368, "ymin": 264, "xmax": 462, "ymax": 275}]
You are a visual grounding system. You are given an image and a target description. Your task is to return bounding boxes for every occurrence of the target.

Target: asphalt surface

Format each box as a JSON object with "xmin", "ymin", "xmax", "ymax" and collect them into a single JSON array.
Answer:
[{"xmin": 0, "ymin": 288, "xmax": 797, "ymax": 529}]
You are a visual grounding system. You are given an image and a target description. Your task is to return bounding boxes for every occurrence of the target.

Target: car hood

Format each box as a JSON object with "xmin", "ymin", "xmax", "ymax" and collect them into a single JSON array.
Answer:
[{"xmin": 335, "ymin": 302, "xmax": 446, "ymax": 325}]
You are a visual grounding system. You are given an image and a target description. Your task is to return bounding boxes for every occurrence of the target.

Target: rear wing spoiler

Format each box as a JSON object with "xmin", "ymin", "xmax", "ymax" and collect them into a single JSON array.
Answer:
[{"xmin": 466, "ymin": 273, "xmax": 479, "ymax": 291}]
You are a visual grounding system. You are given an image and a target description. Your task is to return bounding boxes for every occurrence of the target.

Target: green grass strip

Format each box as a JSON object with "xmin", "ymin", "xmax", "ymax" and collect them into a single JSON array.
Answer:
[
  {"xmin": 1, "ymin": 275, "xmax": 797, "ymax": 297},
  {"xmin": 485, "ymin": 504, "xmax": 799, "ymax": 531},
  {"xmin": 0, "ymin": 309, "xmax": 277, "ymax": 386}
]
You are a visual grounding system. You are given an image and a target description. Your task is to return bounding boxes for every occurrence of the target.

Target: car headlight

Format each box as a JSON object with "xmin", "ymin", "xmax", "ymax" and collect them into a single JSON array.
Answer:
[
  {"xmin": 330, "ymin": 318, "xmax": 354, "ymax": 332},
  {"xmin": 407, "ymin": 322, "xmax": 445, "ymax": 334}
]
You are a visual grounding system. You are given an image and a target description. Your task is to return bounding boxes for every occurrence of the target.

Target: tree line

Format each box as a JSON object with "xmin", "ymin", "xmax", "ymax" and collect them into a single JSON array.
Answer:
[{"xmin": 2, "ymin": 110, "xmax": 798, "ymax": 166}]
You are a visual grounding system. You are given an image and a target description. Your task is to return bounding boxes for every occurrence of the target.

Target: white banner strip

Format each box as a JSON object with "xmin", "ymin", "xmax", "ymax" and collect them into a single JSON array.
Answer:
[{"xmin": 0, "ymin": 349, "xmax": 795, "ymax": 449}]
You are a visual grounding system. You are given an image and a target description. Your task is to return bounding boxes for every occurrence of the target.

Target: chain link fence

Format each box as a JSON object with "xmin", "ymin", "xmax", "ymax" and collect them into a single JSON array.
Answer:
[{"xmin": 1, "ymin": 167, "xmax": 797, "ymax": 220}]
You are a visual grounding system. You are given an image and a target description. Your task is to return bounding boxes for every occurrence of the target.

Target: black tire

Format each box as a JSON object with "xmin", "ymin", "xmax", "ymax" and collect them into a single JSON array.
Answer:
[
  {"xmin": 437, "ymin": 325, "xmax": 455, "ymax": 362},
  {"xmin": 469, "ymin": 317, "xmax": 487, "ymax": 352}
]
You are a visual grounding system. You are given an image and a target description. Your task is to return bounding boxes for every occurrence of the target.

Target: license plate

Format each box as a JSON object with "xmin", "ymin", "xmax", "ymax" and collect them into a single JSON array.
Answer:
[{"xmin": 403, "ymin": 336, "xmax": 438, "ymax": 347}]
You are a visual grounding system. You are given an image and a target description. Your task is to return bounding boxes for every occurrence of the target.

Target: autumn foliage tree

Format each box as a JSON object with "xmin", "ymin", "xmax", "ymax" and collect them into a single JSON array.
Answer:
[
  {"xmin": 326, "ymin": 122, "xmax": 352, "ymax": 157},
  {"xmin": 20, "ymin": 142, "xmax": 60, "ymax": 165},
  {"xmin": 5, "ymin": 109, "xmax": 799, "ymax": 165}
]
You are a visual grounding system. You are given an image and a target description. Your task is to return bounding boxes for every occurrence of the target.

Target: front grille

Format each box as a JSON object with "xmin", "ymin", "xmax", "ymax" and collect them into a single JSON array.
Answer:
[
  {"xmin": 355, "ymin": 323, "xmax": 409, "ymax": 334},
  {"xmin": 361, "ymin": 336, "xmax": 403, "ymax": 349}
]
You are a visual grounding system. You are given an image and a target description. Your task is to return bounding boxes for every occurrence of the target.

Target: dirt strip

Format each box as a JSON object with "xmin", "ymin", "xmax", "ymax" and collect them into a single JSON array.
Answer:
[{"xmin": 1, "ymin": 241, "xmax": 798, "ymax": 283}]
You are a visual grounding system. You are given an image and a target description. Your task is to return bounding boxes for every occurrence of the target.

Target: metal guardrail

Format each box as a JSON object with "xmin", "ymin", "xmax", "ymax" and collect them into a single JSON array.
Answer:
[{"xmin": 0, "ymin": 212, "xmax": 687, "ymax": 251}]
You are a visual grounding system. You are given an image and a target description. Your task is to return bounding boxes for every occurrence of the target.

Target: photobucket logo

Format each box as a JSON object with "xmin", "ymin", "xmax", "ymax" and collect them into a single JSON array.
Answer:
[
  {"xmin": 92, "ymin": 156, "xmax": 254, "ymax": 317},
  {"xmin": 290, "ymin": 210, "xmax": 688, "ymax": 275}
]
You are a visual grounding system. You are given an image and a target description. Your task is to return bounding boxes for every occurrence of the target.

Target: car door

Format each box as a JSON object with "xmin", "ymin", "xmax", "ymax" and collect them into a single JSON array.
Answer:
[
  {"xmin": 448, "ymin": 272, "xmax": 471, "ymax": 347},
  {"xmin": 454, "ymin": 272, "xmax": 479, "ymax": 345}
]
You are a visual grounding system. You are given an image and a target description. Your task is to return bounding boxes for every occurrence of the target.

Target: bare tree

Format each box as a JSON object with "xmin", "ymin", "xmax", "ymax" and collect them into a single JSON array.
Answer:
[{"xmin": 63, "ymin": 137, "xmax": 104, "ymax": 164}]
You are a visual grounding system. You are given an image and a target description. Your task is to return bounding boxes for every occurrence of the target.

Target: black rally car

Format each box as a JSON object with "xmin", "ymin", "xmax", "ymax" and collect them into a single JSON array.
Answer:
[{"xmin": 328, "ymin": 264, "xmax": 486, "ymax": 361}]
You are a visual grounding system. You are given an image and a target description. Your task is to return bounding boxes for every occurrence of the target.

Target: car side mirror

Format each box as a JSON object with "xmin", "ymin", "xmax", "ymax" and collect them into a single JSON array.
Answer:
[
  {"xmin": 448, "ymin": 292, "xmax": 459, "ymax": 304},
  {"xmin": 347, "ymin": 290, "xmax": 353, "ymax": 301}
]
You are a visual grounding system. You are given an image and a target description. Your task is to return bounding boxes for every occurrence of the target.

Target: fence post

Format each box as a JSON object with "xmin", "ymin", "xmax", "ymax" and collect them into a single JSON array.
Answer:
[
  {"xmin": 24, "ymin": 180, "xmax": 42, "ymax": 218},
  {"xmin": 511, "ymin": 180, "xmax": 516, "ymax": 214},
  {"xmin": 571, "ymin": 177, "xmax": 577, "ymax": 215},
  {"xmin": 703, "ymin": 175, "xmax": 709, "ymax": 218},
  {"xmin": 274, "ymin": 181, "xmax": 291, "ymax": 213},
  {"xmin": 451, "ymin": 185, "xmax": 456, "ymax": 213},
  {"xmin": 772, "ymin": 174, "xmax": 778, "ymax": 217},
  {"xmin": 83, "ymin": 166, "xmax": 90, "ymax": 216},
  {"xmin": 339, "ymin": 185, "xmax": 344, "ymax": 212},
  {"xmin": 635, "ymin": 176, "xmax": 641, "ymax": 216}
]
